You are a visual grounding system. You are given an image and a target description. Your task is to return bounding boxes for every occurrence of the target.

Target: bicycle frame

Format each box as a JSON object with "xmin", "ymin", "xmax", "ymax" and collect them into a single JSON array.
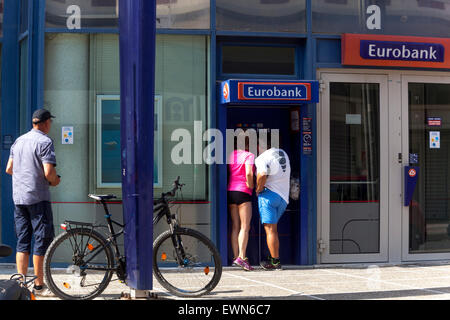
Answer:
[
  {"xmin": 153, "ymin": 197, "xmax": 177, "ymax": 230},
  {"xmin": 153, "ymin": 176, "xmax": 184, "ymax": 230},
  {"xmin": 100, "ymin": 200, "xmax": 124, "ymax": 259},
  {"xmin": 63, "ymin": 201, "xmax": 124, "ymax": 273},
  {"xmin": 62, "ymin": 181, "xmax": 180, "ymax": 274},
  {"xmin": 152, "ymin": 196, "xmax": 193, "ymax": 267}
]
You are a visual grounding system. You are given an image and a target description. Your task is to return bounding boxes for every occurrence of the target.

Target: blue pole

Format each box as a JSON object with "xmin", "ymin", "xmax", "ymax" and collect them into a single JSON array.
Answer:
[{"xmin": 118, "ymin": 0, "xmax": 156, "ymax": 290}]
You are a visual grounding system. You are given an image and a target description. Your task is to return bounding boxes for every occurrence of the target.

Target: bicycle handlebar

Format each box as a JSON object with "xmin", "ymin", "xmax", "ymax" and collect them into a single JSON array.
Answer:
[{"xmin": 162, "ymin": 176, "xmax": 185, "ymax": 198}]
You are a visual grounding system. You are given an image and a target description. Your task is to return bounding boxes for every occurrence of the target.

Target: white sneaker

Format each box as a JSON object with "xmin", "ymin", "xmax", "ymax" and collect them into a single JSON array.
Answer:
[{"xmin": 32, "ymin": 285, "xmax": 56, "ymax": 298}]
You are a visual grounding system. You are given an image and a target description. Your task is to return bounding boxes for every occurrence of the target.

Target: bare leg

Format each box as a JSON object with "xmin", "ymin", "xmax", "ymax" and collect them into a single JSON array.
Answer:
[
  {"xmin": 263, "ymin": 224, "xmax": 279, "ymax": 259},
  {"xmin": 237, "ymin": 202, "xmax": 252, "ymax": 259},
  {"xmin": 229, "ymin": 204, "xmax": 240, "ymax": 260},
  {"xmin": 33, "ymin": 255, "xmax": 45, "ymax": 286},
  {"xmin": 16, "ymin": 252, "xmax": 29, "ymax": 277}
]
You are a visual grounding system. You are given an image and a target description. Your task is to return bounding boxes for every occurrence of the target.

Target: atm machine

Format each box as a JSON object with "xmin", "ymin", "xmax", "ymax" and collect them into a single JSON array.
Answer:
[
  {"xmin": 217, "ymin": 80, "xmax": 320, "ymax": 266},
  {"xmin": 227, "ymin": 107, "xmax": 301, "ymax": 265}
]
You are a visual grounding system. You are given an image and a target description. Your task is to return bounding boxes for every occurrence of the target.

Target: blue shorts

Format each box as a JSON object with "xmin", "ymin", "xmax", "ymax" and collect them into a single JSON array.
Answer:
[
  {"xmin": 258, "ymin": 188, "xmax": 288, "ymax": 225},
  {"xmin": 14, "ymin": 201, "xmax": 55, "ymax": 256}
]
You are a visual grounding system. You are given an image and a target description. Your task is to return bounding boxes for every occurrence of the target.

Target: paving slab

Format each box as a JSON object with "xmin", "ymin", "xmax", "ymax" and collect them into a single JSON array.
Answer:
[{"xmin": 2, "ymin": 263, "xmax": 450, "ymax": 300}]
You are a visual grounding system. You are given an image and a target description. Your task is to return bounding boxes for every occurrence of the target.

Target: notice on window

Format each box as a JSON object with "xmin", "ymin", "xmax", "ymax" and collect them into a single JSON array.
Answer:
[
  {"xmin": 427, "ymin": 117, "xmax": 442, "ymax": 127},
  {"xmin": 430, "ymin": 131, "xmax": 440, "ymax": 149},
  {"xmin": 62, "ymin": 127, "xmax": 74, "ymax": 145},
  {"xmin": 302, "ymin": 117, "xmax": 312, "ymax": 155}
]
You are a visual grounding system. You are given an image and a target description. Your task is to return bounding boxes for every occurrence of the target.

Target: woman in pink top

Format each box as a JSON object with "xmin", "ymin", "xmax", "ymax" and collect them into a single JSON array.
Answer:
[{"xmin": 228, "ymin": 131, "xmax": 255, "ymax": 271}]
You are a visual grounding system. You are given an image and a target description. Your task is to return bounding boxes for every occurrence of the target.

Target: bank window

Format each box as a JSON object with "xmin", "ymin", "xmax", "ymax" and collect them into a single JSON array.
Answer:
[
  {"xmin": 313, "ymin": 0, "xmax": 450, "ymax": 37},
  {"xmin": 312, "ymin": 0, "xmax": 360, "ymax": 34},
  {"xmin": 44, "ymin": 33, "xmax": 208, "ymax": 203},
  {"xmin": 382, "ymin": 0, "xmax": 450, "ymax": 37},
  {"xmin": 45, "ymin": 0, "xmax": 210, "ymax": 30},
  {"xmin": 216, "ymin": 0, "xmax": 306, "ymax": 33},
  {"xmin": 156, "ymin": 0, "xmax": 210, "ymax": 29},
  {"xmin": 45, "ymin": 0, "xmax": 119, "ymax": 29},
  {"xmin": 221, "ymin": 45, "xmax": 296, "ymax": 76}
]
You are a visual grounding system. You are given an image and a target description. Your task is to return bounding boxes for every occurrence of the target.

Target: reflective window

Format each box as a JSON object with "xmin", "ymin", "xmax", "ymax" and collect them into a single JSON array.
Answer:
[
  {"xmin": 46, "ymin": 0, "xmax": 210, "ymax": 30},
  {"xmin": 383, "ymin": 0, "xmax": 450, "ymax": 37},
  {"xmin": 155, "ymin": 35, "xmax": 208, "ymax": 199},
  {"xmin": 156, "ymin": 0, "xmax": 210, "ymax": 29},
  {"xmin": 312, "ymin": 0, "xmax": 360, "ymax": 34},
  {"xmin": 313, "ymin": 0, "xmax": 450, "ymax": 37},
  {"xmin": 221, "ymin": 45, "xmax": 296, "ymax": 76},
  {"xmin": 329, "ymin": 83, "xmax": 380, "ymax": 254},
  {"xmin": 409, "ymin": 83, "xmax": 450, "ymax": 253},
  {"xmin": 46, "ymin": 0, "xmax": 119, "ymax": 29},
  {"xmin": 43, "ymin": 33, "xmax": 211, "ymax": 260},
  {"xmin": 216, "ymin": 0, "xmax": 306, "ymax": 33},
  {"xmin": 44, "ymin": 32, "xmax": 208, "ymax": 210}
]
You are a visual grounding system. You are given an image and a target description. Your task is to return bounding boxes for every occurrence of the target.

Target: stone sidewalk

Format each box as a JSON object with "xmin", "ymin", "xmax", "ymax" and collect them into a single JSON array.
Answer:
[{"xmin": 3, "ymin": 262, "xmax": 450, "ymax": 300}]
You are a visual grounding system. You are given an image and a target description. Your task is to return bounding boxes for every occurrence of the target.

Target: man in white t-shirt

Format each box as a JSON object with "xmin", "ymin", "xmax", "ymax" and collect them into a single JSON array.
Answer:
[{"xmin": 255, "ymin": 134, "xmax": 290, "ymax": 270}]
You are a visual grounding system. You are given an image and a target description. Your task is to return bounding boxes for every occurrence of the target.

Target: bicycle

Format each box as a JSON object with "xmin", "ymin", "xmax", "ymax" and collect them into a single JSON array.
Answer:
[
  {"xmin": 43, "ymin": 177, "xmax": 222, "ymax": 300},
  {"xmin": 152, "ymin": 177, "xmax": 222, "ymax": 297}
]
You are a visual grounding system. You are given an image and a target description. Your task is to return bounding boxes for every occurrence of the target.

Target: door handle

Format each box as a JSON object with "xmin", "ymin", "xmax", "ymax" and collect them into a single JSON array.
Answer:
[{"xmin": 398, "ymin": 153, "xmax": 402, "ymax": 164}]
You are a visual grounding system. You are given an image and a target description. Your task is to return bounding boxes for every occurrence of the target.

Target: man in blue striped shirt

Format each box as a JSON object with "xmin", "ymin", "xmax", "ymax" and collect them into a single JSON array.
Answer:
[{"xmin": 6, "ymin": 109, "xmax": 61, "ymax": 296}]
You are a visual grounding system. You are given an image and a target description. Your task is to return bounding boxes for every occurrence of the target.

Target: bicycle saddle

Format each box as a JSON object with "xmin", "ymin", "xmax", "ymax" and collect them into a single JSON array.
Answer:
[{"xmin": 88, "ymin": 194, "xmax": 117, "ymax": 201}]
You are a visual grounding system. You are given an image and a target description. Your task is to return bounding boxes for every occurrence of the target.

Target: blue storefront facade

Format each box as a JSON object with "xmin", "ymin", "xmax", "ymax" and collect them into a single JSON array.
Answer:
[{"xmin": 3, "ymin": 0, "xmax": 450, "ymax": 266}]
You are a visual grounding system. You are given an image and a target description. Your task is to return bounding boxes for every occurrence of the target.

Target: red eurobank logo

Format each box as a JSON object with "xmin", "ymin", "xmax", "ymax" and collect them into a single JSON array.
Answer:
[
  {"xmin": 408, "ymin": 168, "xmax": 417, "ymax": 178},
  {"xmin": 223, "ymin": 82, "xmax": 229, "ymax": 101},
  {"xmin": 342, "ymin": 34, "xmax": 450, "ymax": 69}
]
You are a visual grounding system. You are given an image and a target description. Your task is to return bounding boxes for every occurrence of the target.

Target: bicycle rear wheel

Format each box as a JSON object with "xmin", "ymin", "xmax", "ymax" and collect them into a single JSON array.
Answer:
[
  {"xmin": 44, "ymin": 228, "xmax": 114, "ymax": 300},
  {"xmin": 153, "ymin": 228, "xmax": 222, "ymax": 297}
]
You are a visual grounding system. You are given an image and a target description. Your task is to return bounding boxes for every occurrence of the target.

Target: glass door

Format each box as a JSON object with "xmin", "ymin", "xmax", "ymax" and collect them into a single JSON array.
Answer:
[
  {"xmin": 402, "ymin": 75, "xmax": 450, "ymax": 261},
  {"xmin": 319, "ymin": 73, "xmax": 389, "ymax": 263}
]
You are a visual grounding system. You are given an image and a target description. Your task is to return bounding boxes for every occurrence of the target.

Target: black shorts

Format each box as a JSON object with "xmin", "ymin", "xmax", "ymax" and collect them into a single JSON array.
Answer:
[
  {"xmin": 228, "ymin": 191, "xmax": 252, "ymax": 206},
  {"xmin": 14, "ymin": 201, "xmax": 55, "ymax": 256}
]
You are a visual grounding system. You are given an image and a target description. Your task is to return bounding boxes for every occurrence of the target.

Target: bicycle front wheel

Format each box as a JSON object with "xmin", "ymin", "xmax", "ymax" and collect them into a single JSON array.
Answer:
[
  {"xmin": 153, "ymin": 228, "xmax": 222, "ymax": 297},
  {"xmin": 44, "ymin": 228, "xmax": 115, "ymax": 300}
]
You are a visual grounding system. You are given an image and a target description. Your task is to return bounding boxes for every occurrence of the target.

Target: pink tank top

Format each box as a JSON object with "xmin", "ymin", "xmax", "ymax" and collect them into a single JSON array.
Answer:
[{"xmin": 227, "ymin": 150, "xmax": 255, "ymax": 195}]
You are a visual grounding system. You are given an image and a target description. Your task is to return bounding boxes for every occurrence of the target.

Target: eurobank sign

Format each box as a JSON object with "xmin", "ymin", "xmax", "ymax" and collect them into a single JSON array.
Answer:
[
  {"xmin": 361, "ymin": 41, "xmax": 444, "ymax": 62},
  {"xmin": 342, "ymin": 34, "xmax": 450, "ymax": 69},
  {"xmin": 220, "ymin": 80, "xmax": 320, "ymax": 105}
]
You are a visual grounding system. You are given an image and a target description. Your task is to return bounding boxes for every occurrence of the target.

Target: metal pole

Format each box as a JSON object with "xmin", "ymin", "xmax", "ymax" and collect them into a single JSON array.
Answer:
[{"xmin": 118, "ymin": 0, "xmax": 156, "ymax": 291}]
